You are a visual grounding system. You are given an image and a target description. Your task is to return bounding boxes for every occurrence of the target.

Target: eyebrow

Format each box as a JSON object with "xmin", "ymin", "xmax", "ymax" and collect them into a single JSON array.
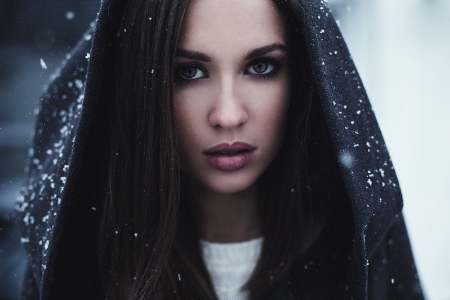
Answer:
[
  {"xmin": 176, "ymin": 49, "xmax": 211, "ymax": 62},
  {"xmin": 175, "ymin": 43, "xmax": 288, "ymax": 62},
  {"xmin": 244, "ymin": 43, "xmax": 288, "ymax": 61}
]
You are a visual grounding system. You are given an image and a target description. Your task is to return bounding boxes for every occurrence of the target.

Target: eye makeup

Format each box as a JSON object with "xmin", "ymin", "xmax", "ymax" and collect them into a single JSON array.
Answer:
[
  {"xmin": 244, "ymin": 57, "xmax": 282, "ymax": 79},
  {"xmin": 175, "ymin": 64, "xmax": 209, "ymax": 84},
  {"xmin": 175, "ymin": 58, "xmax": 285, "ymax": 84},
  {"xmin": 174, "ymin": 44, "xmax": 288, "ymax": 84}
]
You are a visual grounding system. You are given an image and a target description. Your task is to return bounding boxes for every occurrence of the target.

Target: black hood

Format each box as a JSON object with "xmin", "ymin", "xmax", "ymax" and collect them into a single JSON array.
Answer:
[
  {"xmin": 15, "ymin": 0, "xmax": 421, "ymax": 299},
  {"xmin": 300, "ymin": 0, "xmax": 403, "ymax": 244}
]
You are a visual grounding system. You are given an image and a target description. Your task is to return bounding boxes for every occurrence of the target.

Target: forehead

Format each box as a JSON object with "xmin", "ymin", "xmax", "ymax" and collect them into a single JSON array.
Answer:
[{"xmin": 178, "ymin": 0, "xmax": 286, "ymax": 52}]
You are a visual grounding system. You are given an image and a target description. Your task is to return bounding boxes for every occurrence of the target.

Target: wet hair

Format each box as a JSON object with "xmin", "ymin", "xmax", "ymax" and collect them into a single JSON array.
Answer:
[{"xmin": 98, "ymin": 0, "xmax": 321, "ymax": 299}]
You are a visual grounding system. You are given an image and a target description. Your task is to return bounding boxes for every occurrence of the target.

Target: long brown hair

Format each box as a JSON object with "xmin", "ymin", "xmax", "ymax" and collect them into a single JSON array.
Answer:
[{"xmin": 98, "ymin": 0, "xmax": 316, "ymax": 298}]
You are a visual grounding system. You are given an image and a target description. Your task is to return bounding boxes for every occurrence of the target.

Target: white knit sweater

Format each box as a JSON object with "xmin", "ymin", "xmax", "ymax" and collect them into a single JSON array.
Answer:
[{"xmin": 200, "ymin": 237, "xmax": 263, "ymax": 300}]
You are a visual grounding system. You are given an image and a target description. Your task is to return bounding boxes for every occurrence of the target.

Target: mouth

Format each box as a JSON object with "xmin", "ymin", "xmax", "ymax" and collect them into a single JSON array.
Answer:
[
  {"xmin": 204, "ymin": 142, "xmax": 256, "ymax": 155},
  {"xmin": 203, "ymin": 142, "xmax": 256, "ymax": 171}
]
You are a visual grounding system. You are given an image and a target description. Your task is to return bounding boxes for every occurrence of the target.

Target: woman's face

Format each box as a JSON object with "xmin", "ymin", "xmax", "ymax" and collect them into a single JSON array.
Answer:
[{"xmin": 174, "ymin": 0, "xmax": 290, "ymax": 195}]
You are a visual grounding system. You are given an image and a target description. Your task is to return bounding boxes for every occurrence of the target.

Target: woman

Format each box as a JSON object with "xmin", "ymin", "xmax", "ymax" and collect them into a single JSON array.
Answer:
[{"xmin": 15, "ymin": 0, "xmax": 423, "ymax": 299}]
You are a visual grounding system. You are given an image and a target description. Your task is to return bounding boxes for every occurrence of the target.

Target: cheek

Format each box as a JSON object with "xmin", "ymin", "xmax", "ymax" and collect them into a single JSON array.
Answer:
[
  {"xmin": 251, "ymin": 81, "xmax": 290, "ymax": 147},
  {"xmin": 174, "ymin": 84, "xmax": 210, "ymax": 128},
  {"xmin": 269, "ymin": 87, "xmax": 290, "ymax": 130},
  {"xmin": 173, "ymin": 87, "xmax": 209, "ymax": 164}
]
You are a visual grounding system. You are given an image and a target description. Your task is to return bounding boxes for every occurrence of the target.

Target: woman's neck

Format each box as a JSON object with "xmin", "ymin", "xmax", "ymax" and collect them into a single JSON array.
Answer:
[{"xmin": 191, "ymin": 182, "xmax": 262, "ymax": 243}]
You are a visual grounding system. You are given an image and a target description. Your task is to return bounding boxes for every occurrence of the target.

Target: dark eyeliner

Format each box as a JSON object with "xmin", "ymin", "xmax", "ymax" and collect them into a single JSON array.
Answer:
[
  {"xmin": 244, "ymin": 58, "xmax": 281, "ymax": 79},
  {"xmin": 175, "ymin": 64, "xmax": 208, "ymax": 84}
]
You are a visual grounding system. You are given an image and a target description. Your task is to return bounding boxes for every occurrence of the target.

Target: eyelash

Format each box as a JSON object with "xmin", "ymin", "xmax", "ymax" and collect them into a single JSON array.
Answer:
[
  {"xmin": 244, "ymin": 59, "xmax": 280, "ymax": 79},
  {"xmin": 175, "ymin": 58, "xmax": 281, "ymax": 84},
  {"xmin": 175, "ymin": 64, "xmax": 208, "ymax": 84}
]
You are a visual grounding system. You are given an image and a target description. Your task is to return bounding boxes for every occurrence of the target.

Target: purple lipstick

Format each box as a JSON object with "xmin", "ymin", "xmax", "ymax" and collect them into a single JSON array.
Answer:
[{"xmin": 203, "ymin": 142, "xmax": 256, "ymax": 171}]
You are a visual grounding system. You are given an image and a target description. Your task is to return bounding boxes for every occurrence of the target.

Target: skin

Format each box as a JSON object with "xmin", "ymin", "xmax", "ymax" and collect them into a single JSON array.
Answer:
[{"xmin": 173, "ymin": 0, "xmax": 290, "ymax": 243}]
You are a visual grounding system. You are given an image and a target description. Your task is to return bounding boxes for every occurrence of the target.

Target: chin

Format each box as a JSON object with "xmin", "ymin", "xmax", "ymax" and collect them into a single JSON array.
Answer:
[{"xmin": 202, "ymin": 171, "xmax": 259, "ymax": 195}]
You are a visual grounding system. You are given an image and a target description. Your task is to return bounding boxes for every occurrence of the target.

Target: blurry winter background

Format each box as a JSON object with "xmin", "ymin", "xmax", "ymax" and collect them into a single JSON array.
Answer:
[
  {"xmin": 0, "ymin": 0, "xmax": 448, "ymax": 299},
  {"xmin": 330, "ymin": 0, "xmax": 450, "ymax": 299},
  {"xmin": 0, "ymin": 1, "xmax": 99, "ymax": 299}
]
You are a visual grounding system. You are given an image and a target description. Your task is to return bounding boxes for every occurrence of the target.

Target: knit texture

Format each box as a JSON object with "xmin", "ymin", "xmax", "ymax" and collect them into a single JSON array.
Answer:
[{"xmin": 200, "ymin": 238, "xmax": 263, "ymax": 300}]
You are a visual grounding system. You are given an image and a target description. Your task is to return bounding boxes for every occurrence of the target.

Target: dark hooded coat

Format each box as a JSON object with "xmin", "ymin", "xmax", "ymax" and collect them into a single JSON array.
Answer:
[{"xmin": 15, "ymin": 0, "xmax": 424, "ymax": 299}]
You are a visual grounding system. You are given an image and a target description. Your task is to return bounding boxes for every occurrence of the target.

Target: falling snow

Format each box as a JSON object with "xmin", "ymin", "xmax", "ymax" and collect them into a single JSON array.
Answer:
[
  {"xmin": 40, "ymin": 59, "xmax": 47, "ymax": 70},
  {"xmin": 65, "ymin": 11, "xmax": 75, "ymax": 20}
]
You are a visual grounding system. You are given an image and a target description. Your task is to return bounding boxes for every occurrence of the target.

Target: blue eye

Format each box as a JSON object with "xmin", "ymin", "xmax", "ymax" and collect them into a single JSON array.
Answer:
[
  {"xmin": 177, "ymin": 66, "xmax": 206, "ymax": 80},
  {"xmin": 246, "ymin": 61, "xmax": 275, "ymax": 75}
]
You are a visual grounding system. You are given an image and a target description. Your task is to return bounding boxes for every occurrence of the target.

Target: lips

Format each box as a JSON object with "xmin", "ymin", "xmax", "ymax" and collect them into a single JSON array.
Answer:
[{"xmin": 203, "ymin": 142, "xmax": 256, "ymax": 171}]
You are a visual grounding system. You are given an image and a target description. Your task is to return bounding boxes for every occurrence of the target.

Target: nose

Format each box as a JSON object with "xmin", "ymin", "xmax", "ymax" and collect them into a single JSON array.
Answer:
[{"xmin": 208, "ymin": 78, "xmax": 248, "ymax": 129}]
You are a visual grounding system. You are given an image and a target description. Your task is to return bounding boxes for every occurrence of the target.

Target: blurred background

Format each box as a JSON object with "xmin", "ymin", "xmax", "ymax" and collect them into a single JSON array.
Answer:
[
  {"xmin": 0, "ymin": 1, "xmax": 100, "ymax": 299},
  {"xmin": 0, "ymin": 0, "xmax": 448, "ymax": 299}
]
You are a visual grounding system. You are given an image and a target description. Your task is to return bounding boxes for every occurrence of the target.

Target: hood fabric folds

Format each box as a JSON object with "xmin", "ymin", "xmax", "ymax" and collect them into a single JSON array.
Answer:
[{"xmin": 15, "ymin": 0, "xmax": 423, "ymax": 299}]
